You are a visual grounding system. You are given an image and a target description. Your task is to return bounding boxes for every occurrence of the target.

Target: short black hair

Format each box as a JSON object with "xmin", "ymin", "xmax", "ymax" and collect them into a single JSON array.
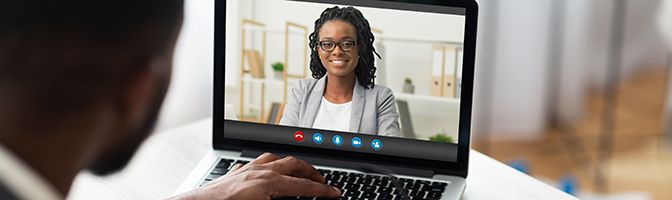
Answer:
[
  {"xmin": 308, "ymin": 6, "xmax": 381, "ymax": 89},
  {"xmin": 0, "ymin": 0, "xmax": 183, "ymax": 123}
]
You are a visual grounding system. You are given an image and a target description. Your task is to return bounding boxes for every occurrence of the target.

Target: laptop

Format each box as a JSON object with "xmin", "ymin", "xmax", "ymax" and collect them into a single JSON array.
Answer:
[{"xmin": 176, "ymin": 0, "xmax": 478, "ymax": 199}]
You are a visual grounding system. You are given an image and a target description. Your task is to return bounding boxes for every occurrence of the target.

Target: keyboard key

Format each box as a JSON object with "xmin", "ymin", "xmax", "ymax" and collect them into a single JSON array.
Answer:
[
  {"xmin": 344, "ymin": 190, "xmax": 361, "ymax": 198},
  {"xmin": 361, "ymin": 185, "xmax": 376, "ymax": 192},
  {"xmin": 365, "ymin": 174, "xmax": 380, "ymax": 179},
  {"xmin": 211, "ymin": 167, "xmax": 229, "ymax": 175},
  {"xmin": 379, "ymin": 179, "xmax": 390, "ymax": 187},
  {"xmin": 411, "ymin": 183, "xmax": 423, "ymax": 191},
  {"xmin": 418, "ymin": 183, "xmax": 431, "ymax": 192},
  {"xmin": 344, "ymin": 183, "xmax": 361, "ymax": 191},
  {"xmin": 427, "ymin": 190, "xmax": 442, "ymax": 199},
  {"xmin": 329, "ymin": 175, "xmax": 342, "ymax": 181},
  {"xmin": 378, "ymin": 194, "xmax": 393, "ymax": 200},
  {"xmin": 431, "ymin": 181, "xmax": 448, "ymax": 187},
  {"xmin": 370, "ymin": 179, "xmax": 382, "ymax": 186},
  {"xmin": 361, "ymin": 191, "xmax": 377, "ymax": 199},
  {"xmin": 377, "ymin": 186, "xmax": 393, "ymax": 194},
  {"xmin": 410, "ymin": 190, "xmax": 427, "ymax": 198},
  {"xmin": 395, "ymin": 189, "xmax": 411, "ymax": 196},
  {"xmin": 428, "ymin": 186, "xmax": 445, "ymax": 193},
  {"xmin": 332, "ymin": 170, "xmax": 347, "ymax": 176},
  {"xmin": 415, "ymin": 191, "xmax": 428, "ymax": 199},
  {"xmin": 358, "ymin": 178, "xmax": 373, "ymax": 185},
  {"xmin": 216, "ymin": 159, "xmax": 232, "ymax": 168},
  {"xmin": 342, "ymin": 176, "xmax": 357, "ymax": 183},
  {"xmin": 234, "ymin": 160, "xmax": 249, "ymax": 165}
]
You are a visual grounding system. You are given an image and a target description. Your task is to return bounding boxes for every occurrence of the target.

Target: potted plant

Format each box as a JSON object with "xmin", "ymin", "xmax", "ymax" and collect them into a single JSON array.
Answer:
[
  {"xmin": 402, "ymin": 77, "xmax": 415, "ymax": 94},
  {"xmin": 271, "ymin": 62, "xmax": 284, "ymax": 80}
]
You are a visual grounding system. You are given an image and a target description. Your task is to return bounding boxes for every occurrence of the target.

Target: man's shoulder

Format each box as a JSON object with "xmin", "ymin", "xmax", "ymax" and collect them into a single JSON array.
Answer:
[{"xmin": 0, "ymin": 179, "xmax": 20, "ymax": 200}]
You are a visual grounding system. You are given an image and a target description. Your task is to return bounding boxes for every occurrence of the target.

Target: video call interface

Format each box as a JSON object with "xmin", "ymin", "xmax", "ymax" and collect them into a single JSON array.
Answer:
[{"xmin": 224, "ymin": 0, "xmax": 466, "ymax": 162}]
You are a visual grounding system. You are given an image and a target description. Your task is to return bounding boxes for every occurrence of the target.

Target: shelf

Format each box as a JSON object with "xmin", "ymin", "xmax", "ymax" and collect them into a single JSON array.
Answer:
[
  {"xmin": 241, "ymin": 76, "xmax": 285, "ymax": 85},
  {"xmin": 242, "ymin": 26, "xmax": 306, "ymax": 35},
  {"xmin": 394, "ymin": 92, "xmax": 460, "ymax": 104},
  {"xmin": 376, "ymin": 34, "xmax": 463, "ymax": 46}
]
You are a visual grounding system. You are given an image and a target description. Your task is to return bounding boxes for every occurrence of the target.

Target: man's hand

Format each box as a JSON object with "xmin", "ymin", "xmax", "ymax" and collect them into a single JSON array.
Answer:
[{"xmin": 170, "ymin": 153, "xmax": 342, "ymax": 200}]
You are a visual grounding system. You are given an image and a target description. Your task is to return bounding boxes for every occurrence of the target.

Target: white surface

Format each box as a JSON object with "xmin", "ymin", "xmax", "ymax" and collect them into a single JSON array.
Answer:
[{"xmin": 67, "ymin": 118, "xmax": 578, "ymax": 200}]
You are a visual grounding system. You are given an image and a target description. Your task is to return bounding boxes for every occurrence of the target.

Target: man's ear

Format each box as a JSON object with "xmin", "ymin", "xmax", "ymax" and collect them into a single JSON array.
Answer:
[{"xmin": 118, "ymin": 57, "xmax": 170, "ymax": 131}]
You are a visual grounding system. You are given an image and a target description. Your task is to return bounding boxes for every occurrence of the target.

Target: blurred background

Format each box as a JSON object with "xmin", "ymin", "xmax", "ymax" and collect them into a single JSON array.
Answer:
[{"xmin": 157, "ymin": 0, "xmax": 672, "ymax": 199}]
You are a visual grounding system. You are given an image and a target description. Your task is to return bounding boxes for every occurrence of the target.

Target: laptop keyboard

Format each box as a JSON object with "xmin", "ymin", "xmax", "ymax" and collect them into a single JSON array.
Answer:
[{"xmin": 198, "ymin": 158, "xmax": 448, "ymax": 200}]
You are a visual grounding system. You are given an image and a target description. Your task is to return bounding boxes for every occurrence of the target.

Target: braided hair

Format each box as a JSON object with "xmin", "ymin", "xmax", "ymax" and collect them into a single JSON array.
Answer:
[{"xmin": 308, "ymin": 6, "xmax": 381, "ymax": 89}]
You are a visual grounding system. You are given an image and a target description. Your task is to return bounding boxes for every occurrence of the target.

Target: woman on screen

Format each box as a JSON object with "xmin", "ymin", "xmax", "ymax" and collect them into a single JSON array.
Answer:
[{"xmin": 279, "ymin": 6, "xmax": 401, "ymax": 137}]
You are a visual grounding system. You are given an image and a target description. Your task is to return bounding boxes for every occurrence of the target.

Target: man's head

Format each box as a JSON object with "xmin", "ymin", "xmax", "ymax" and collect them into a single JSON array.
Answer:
[{"xmin": 0, "ymin": 0, "xmax": 183, "ymax": 176}]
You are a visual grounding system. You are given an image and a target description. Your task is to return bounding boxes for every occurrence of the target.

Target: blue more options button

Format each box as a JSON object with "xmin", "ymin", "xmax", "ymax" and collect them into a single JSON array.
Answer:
[{"xmin": 370, "ymin": 139, "xmax": 382, "ymax": 150}]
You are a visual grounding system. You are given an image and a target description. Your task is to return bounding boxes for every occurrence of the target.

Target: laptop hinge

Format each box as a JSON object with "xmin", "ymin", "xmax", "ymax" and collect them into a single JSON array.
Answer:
[{"xmin": 241, "ymin": 150, "xmax": 435, "ymax": 178}]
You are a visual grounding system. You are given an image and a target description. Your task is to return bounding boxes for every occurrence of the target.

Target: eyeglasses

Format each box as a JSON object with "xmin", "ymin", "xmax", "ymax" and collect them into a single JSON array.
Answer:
[{"xmin": 317, "ymin": 40, "xmax": 357, "ymax": 52}]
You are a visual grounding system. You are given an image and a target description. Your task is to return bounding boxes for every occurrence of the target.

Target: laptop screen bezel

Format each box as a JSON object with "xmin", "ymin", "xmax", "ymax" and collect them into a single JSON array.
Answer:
[{"xmin": 214, "ymin": 0, "xmax": 478, "ymax": 178}]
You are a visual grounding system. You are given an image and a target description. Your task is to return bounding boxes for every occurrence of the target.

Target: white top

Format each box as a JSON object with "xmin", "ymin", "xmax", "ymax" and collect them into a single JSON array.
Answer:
[
  {"xmin": 312, "ymin": 97, "xmax": 352, "ymax": 132},
  {"xmin": 0, "ymin": 145, "xmax": 61, "ymax": 200}
]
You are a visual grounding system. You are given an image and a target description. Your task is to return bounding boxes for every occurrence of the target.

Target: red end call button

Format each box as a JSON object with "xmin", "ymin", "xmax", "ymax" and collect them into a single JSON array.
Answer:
[{"xmin": 293, "ymin": 131, "xmax": 304, "ymax": 142}]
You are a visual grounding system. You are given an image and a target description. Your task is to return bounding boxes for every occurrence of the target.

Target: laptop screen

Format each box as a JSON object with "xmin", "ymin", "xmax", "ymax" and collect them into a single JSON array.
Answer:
[{"xmin": 223, "ymin": 0, "xmax": 468, "ymax": 163}]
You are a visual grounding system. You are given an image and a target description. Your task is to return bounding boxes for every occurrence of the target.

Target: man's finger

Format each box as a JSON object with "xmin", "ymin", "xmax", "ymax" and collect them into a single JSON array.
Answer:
[
  {"xmin": 248, "ymin": 152, "xmax": 282, "ymax": 165},
  {"xmin": 264, "ymin": 156, "xmax": 325, "ymax": 183},
  {"xmin": 270, "ymin": 175, "xmax": 341, "ymax": 198}
]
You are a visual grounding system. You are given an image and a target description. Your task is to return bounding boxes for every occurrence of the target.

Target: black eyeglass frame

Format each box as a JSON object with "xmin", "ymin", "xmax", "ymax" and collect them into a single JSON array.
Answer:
[{"xmin": 317, "ymin": 40, "xmax": 358, "ymax": 52}]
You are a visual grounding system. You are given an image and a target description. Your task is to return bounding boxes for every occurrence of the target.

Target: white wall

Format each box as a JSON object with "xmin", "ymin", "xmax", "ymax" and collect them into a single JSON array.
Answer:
[
  {"xmin": 554, "ymin": 0, "xmax": 590, "ymax": 125},
  {"xmin": 486, "ymin": 0, "xmax": 552, "ymax": 138},
  {"xmin": 155, "ymin": 0, "xmax": 214, "ymax": 131}
]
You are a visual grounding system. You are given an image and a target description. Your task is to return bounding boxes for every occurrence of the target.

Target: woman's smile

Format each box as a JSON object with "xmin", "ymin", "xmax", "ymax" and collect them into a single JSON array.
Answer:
[{"xmin": 329, "ymin": 58, "xmax": 350, "ymax": 67}]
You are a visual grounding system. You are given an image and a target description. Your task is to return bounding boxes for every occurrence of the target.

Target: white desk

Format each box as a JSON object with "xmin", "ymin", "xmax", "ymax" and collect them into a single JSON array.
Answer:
[{"xmin": 67, "ymin": 118, "xmax": 577, "ymax": 200}]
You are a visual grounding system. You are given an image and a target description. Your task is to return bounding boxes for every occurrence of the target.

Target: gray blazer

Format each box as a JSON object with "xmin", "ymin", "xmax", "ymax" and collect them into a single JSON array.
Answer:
[{"xmin": 279, "ymin": 75, "xmax": 401, "ymax": 137}]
